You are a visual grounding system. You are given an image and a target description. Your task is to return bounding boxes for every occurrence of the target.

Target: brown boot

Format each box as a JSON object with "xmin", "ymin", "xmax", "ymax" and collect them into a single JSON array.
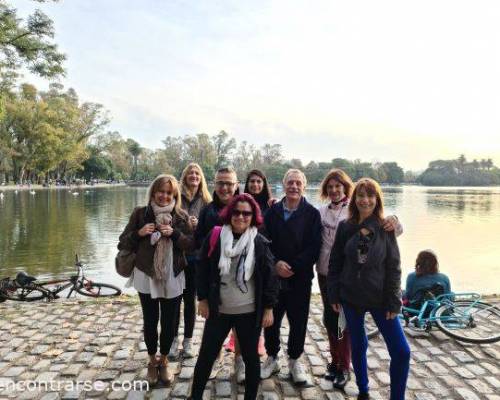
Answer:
[
  {"xmin": 159, "ymin": 358, "xmax": 173, "ymax": 384},
  {"xmin": 147, "ymin": 358, "xmax": 159, "ymax": 386}
]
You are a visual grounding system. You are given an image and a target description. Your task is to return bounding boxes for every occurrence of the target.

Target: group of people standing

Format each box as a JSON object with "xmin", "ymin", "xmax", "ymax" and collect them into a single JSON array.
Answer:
[{"xmin": 118, "ymin": 163, "xmax": 411, "ymax": 400}]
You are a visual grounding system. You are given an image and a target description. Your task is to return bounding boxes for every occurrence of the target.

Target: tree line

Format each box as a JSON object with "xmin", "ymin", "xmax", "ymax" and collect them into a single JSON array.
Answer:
[{"xmin": 1, "ymin": 1, "xmax": 498, "ymax": 187}]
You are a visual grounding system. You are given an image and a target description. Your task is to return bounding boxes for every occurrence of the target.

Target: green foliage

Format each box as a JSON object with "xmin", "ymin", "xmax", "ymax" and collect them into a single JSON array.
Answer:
[
  {"xmin": 418, "ymin": 155, "xmax": 500, "ymax": 186},
  {"xmin": 0, "ymin": 82, "xmax": 109, "ymax": 183},
  {"xmin": 0, "ymin": 1, "xmax": 65, "ymax": 78}
]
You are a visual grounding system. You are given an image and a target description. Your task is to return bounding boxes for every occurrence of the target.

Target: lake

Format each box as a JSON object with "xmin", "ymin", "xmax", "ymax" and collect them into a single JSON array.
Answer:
[{"xmin": 0, "ymin": 185, "xmax": 499, "ymax": 295}]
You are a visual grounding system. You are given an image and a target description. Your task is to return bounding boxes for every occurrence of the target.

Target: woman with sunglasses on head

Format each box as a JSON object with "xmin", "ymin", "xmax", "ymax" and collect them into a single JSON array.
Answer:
[
  {"xmin": 190, "ymin": 194, "xmax": 278, "ymax": 400},
  {"xmin": 327, "ymin": 178, "xmax": 410, "ymax": 400},
  {"xmin": 119, "ymin": 174, "xmax": 195, "ymax": 386}
]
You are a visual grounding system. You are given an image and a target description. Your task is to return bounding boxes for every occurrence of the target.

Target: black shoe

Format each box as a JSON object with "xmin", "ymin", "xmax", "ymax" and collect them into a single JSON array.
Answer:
[
  {"xmin": 333, "ymin": 369, "xmax": 350, "ymax": 389},
  {"xmin": 357, "ymin": 393, "xmax": 370, "ymax": 400},
  {"xmin": 324, "ymin": 363, "xmax": 337, "ymax": 381}
]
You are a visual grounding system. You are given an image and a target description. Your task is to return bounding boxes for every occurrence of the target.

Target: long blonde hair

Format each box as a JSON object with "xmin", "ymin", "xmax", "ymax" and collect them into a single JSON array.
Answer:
[
  {"xmin": 146, "ymin": 174, "xmax": 184, "ymax": 215},
  {"xmin": 180, "ymin": 163, "xmax": 212, "ymax": 203}
]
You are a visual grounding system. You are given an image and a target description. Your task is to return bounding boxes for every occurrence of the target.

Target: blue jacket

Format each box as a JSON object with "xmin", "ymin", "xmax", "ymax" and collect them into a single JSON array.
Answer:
[
  {"xmin": 404, "ymin": 271, "xmax": 451, "ymax": 306},
  {"xmin": 263, "ymin": 197, "xmax": 322, "ymax": 283}
]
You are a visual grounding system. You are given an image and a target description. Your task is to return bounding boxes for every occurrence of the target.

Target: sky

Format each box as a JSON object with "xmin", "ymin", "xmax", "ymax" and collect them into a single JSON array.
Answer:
[{"xmin": 15, "ymin": 0, "xmax": 500, "ymax": 171}]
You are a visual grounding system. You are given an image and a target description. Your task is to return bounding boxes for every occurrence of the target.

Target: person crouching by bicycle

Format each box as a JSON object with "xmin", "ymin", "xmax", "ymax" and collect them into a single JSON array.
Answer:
[
  {"xmin": 327, "ymin": 178, "xmax": 410, "ymax": 400},
  {"xmin": 404, "ymin": 250, "xmax": 451, "ymax": 308},
  {"xmin": 118, "ymin": 174, "xmax": 195, "ymax": 386},
  {"xmin": 190, "ymin": 194, "xmax": 279, "ymax": 400}
]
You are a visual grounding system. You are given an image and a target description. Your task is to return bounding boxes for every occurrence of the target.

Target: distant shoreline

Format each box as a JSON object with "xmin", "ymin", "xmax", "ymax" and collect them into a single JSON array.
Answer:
[{"xmin": 0, "ymin": 182, "xmax": 126, "ymax": 191}]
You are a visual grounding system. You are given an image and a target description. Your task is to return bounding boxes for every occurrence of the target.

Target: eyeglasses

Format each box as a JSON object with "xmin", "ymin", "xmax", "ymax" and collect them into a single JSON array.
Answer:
[
  {"xmin": 215, "ymin": 181, "xmax": 237, "ymax": 188},
  {"xmin": 231, "ymin": 209, "xmax": 253, "ymax": 218}
]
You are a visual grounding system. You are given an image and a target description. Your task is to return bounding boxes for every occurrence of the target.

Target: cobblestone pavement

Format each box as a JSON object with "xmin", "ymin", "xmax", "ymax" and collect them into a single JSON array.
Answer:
[{"xmin": 1, "ymin": 295, "xmax": 499, "ymax": 399}]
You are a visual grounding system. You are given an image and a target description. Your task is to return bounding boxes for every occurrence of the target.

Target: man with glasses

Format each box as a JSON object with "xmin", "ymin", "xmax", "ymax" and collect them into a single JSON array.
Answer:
[
  {"xmin": 261, "ymin": 169, "xmax": 322, "ymax": 385},
  {"xmin": 195, "ymin": 166, "xmax": 240, "ymax": 246}
]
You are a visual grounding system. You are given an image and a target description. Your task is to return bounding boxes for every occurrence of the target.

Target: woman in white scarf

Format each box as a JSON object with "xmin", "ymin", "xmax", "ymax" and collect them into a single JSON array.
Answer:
[
  {"xmin": 119, "ymin": 174, "xmax": 194, "ymax": 386},
  {"xmin": 191, "ymin": 194, "xmax": 278, "ymax": 400}
]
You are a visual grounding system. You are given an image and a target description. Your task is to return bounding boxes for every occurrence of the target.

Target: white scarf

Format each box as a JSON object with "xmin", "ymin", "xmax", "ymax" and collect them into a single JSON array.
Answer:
[
  {"xmin": 218, "ymin": 224, "xmax": 258, "ymax": 281},
  {"xmin": 150, "ymin": 200, "xmax": 175, "ymax": 281}
]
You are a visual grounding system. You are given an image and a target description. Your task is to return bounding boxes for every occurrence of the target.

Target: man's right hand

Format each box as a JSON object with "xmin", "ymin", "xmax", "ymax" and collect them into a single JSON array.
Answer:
[{"xmin": 275, "ymin": 260, "xmax": 294, "ymax": 278}]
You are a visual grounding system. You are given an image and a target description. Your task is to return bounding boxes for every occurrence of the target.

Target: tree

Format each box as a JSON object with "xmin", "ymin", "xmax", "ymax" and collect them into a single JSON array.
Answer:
[
  {"xmin": 0, "ymin": 1, "xmax": 65, "ymax": 79},
  {"xmin": 126, "ymin": 139, "xmax": 142, "ymax": 180},
  {"xmin": 212, "ymin": 130, "xmax": 236, "ymax": 170}
]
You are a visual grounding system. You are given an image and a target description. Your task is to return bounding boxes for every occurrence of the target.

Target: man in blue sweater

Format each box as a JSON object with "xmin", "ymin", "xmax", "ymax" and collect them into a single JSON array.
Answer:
[{"xmin": 261, "ymin": 169, "xmax": 322, "ymax": 384}]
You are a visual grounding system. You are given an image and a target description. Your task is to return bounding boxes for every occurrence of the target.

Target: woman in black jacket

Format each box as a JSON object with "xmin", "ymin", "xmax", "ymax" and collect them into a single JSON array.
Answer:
[
  {"xmin": 327, "ymin": 178, "xmax": 410, "ymax": 400},
  {"xmin": 190, "ymin": 194, "xmax": 279, "ymax": 400}
]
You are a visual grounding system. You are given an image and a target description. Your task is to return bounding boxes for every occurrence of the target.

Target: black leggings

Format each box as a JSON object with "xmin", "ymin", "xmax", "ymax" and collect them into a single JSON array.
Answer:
[
  {"xmin": 191, "ymin": 312, "xmax": 260, "ymax": 400},
  {"xmin": 138, "ymin": 292, "xmax": 181, "ymax": 355},
  {"xmin": 174, "ymin": 260, "xmax": 196, "ymax": 339}
]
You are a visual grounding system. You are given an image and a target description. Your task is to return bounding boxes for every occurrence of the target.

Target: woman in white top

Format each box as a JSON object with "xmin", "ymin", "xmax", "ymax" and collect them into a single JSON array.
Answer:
[{"xmin": 118, "ymin": 174, "xmax": 195, "ymax": 386}]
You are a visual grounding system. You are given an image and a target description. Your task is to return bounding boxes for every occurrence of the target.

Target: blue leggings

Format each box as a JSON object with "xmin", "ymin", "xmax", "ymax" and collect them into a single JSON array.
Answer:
[{"xmin": 343, "ymin": 304, "xmax": 410, "ymax": 400}]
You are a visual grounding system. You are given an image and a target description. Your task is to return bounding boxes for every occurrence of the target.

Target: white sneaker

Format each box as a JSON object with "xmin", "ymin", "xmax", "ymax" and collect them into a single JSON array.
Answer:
[
  {"xmin": 235, "ymin": 355, "xmax": 245, "ymax": 384},
  {"xmin": 289, "ymin": 358, "xmax": 307, "ymax": 385},
  {"xmin": 168, "ymin": 336, "xmax": 180, "ymax": 359},
  {"xmin": 182, "ymin": 338, "xmax": 194, "ymax": 358},
  {"xmin": 260, "ymin": 356, "xmax": 280, "ymax": 379}
]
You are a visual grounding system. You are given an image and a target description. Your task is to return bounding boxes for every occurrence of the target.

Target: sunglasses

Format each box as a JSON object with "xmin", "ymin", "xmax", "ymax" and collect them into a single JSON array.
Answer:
[{"xmin": 231, "ymin": 209, "xmax": 253, "ymax": 218}]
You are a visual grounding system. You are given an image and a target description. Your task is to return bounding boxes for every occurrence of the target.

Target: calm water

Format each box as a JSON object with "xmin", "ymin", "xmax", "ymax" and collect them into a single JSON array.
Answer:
[{"xmin": 0, "ymin": 186, "xmax": 499, "ymax": 295}]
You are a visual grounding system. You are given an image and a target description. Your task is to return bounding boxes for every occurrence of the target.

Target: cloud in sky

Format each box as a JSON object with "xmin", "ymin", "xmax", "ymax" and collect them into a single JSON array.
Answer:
[{"xmin": 16, "ymin": 0, "xmax": 500, "ymax": 170}]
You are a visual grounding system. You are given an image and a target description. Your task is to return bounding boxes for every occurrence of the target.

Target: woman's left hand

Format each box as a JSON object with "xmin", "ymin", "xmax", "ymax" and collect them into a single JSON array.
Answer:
[
  {"xmin": 262, "ymin": 308, "xmax": 274, "ymax": 328},
  {"xmin": 385, "ymin": 311, "xmax": 398, "ymax": 320},
  {"xmin": 382, "ymin": 215, "xmax": 398, "ymax": 232},
  {"xmin": 158, "ymin": 224, "xmax": 173, "ymax": 237}
]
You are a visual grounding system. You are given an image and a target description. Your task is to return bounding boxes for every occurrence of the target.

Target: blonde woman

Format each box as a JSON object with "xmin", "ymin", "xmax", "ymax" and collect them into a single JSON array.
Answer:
[
  {"xmin": 118, "ymin": 174, "xmax": 195, "ymax": 385},
  {"xmin": 169, "ymin": 163, "xmax": 212, "ymax": 358}
]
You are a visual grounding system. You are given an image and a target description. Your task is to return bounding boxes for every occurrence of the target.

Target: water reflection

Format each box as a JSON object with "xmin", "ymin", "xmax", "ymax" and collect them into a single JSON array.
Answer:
[{"xmin": 0, "ymin": 185, "xmax": 499, "ymax": 295}]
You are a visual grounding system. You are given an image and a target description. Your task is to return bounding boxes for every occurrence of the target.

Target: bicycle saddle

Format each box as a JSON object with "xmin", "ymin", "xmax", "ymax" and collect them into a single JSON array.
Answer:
[{"xmin": 15, "ymin": 272, "xmax": 37, "ymax": 286}]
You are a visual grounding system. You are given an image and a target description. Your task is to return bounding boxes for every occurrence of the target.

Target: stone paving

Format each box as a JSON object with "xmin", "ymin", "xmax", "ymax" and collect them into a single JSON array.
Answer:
[{"xmin": 0, "ymin": 295, "xmax": 499, "ymax": 399}]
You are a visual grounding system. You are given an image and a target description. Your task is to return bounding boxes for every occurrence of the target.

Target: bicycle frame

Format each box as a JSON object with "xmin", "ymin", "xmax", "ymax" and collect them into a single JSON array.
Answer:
[
  {"xmin": 400, "ymin": 292, "xmax": 482, "ymax": 329},
  {"xmin": 36, "ymin": 263, "xmax": 90, "ymax": 299}
]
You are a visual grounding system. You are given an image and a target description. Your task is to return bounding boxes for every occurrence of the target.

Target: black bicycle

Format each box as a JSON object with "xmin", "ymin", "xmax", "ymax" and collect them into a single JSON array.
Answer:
[{"xmin": 0, "ymin": 255, "xmax": 121, "ymax": 301}]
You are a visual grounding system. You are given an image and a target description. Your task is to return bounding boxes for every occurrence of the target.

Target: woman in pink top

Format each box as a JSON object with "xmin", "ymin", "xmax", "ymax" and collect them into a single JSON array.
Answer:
[{"xmin": 317, "ymin": 169, "xmax": 402, "ymax": 390}]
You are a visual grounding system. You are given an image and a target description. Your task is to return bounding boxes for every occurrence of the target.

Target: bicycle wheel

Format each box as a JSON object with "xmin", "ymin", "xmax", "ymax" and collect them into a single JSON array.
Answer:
[
  {"xmin": 365, "ymin": 313, "xmax": 380, "ymax": 339},
  {"xmin": 76, "ymin": 282, "xmax": 121, "ymax": 297},
  {"xmin": 435, "ymin": 301, "xmax": 500, "ymax": 344},
  {"xmin": 1, "ymin": 284, "xmax": 49, "ymax": 301}
]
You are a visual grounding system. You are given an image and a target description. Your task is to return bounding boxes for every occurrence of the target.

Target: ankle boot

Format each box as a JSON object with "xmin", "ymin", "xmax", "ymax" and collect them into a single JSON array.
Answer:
[
  {"xmin": 147, "ymin": 359, "xmax": 159, "ymax": 385},
  {"xmin": 159, "ymin": 358, "xmax": 173, "ymax": 384}
]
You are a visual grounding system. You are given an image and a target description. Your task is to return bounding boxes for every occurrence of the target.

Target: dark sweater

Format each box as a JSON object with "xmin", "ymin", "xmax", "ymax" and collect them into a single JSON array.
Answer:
[
  {"xmin": 196, "ymin": 231, "xmax": 279, "ymax": 327},
  {"xmin": 263, "ymin": 197, "xmax": 322, "ymax": 283},
  {"xmin": 194, "ymin": 193, "xmax": 227, "ymax": 249},
  {"xmin": 327, "ymin": 215, "xmax": 402, "ymax": 314}
]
